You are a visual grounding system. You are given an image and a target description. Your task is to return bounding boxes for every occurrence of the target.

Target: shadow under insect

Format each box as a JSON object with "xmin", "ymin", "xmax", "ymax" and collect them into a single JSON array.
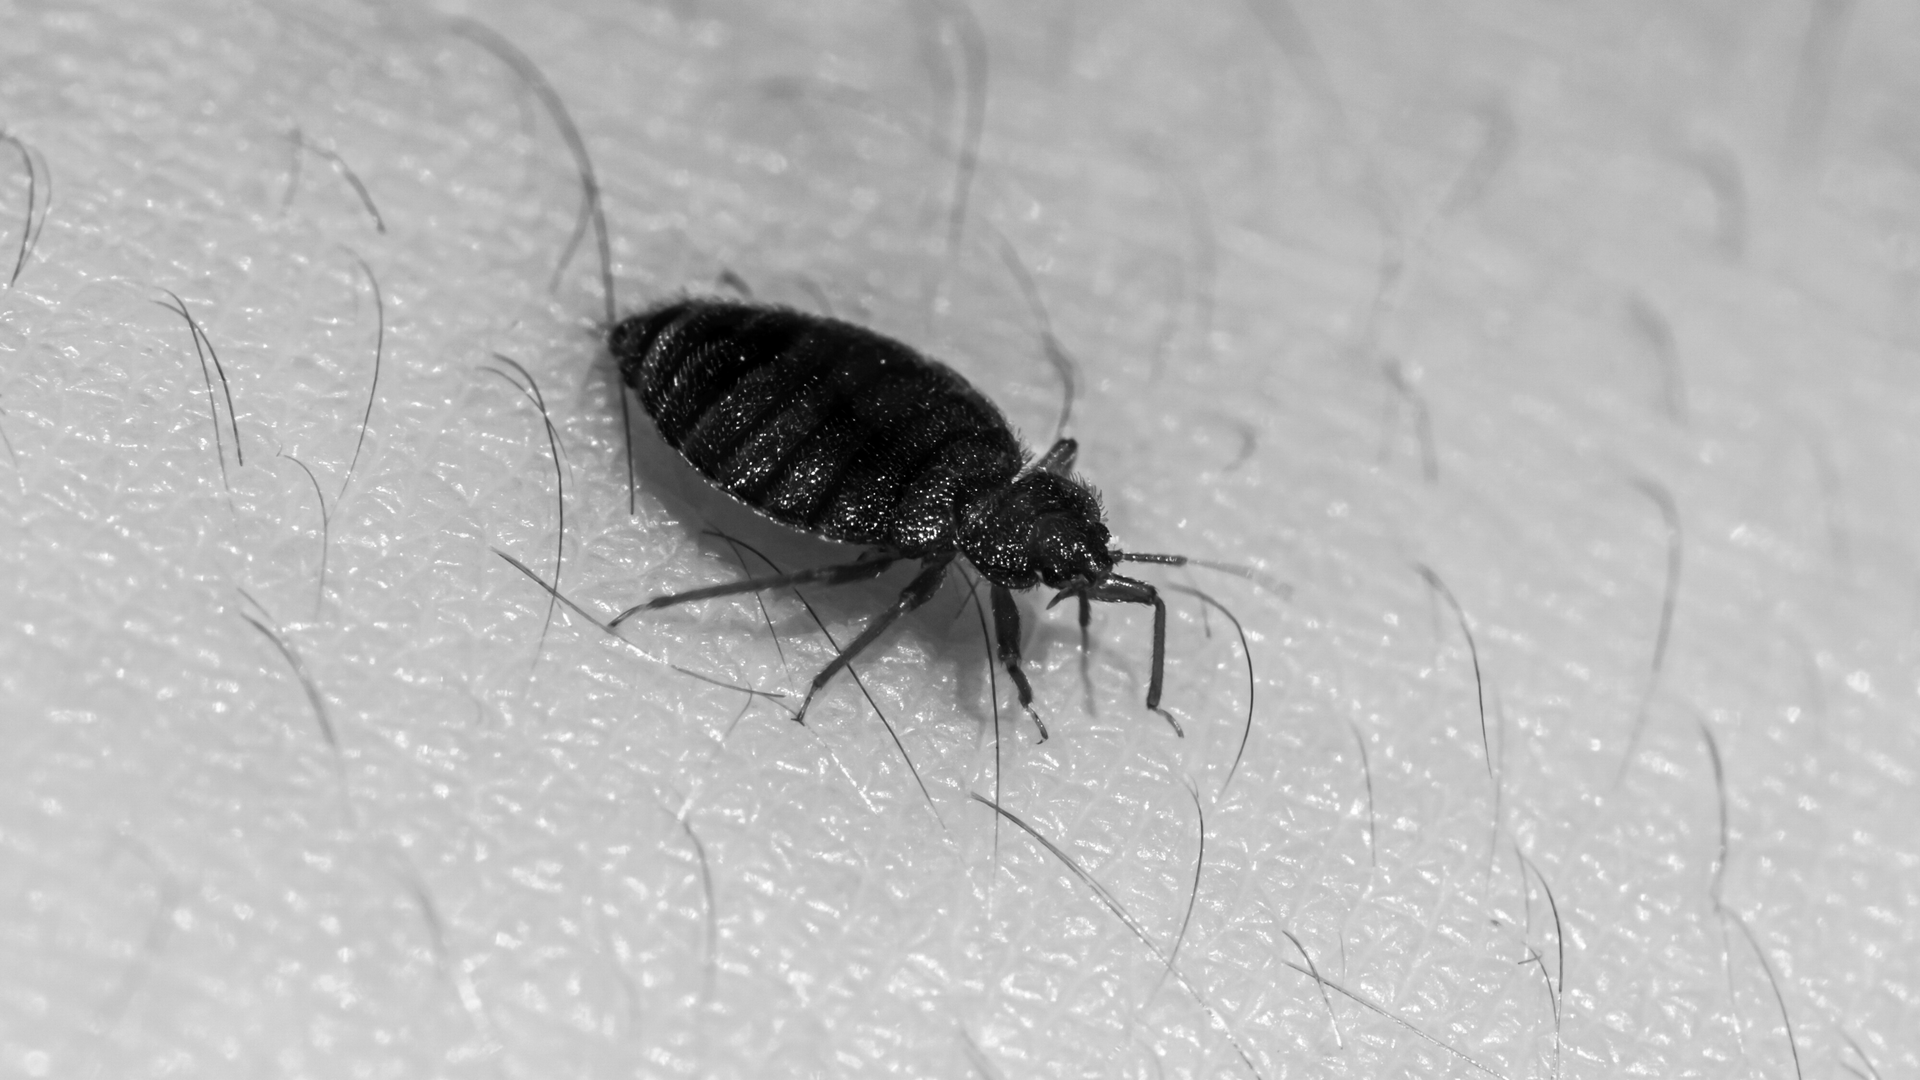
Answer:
[{"xmin": 608, "ymin": 297, "xmax": 1208, "ymax": 742}]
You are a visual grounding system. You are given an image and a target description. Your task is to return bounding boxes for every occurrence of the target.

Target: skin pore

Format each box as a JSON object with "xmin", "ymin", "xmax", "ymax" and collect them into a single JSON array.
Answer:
[{"xmin": 2, "ymin": 0, "xmax": 1914, "ymax": 1076}]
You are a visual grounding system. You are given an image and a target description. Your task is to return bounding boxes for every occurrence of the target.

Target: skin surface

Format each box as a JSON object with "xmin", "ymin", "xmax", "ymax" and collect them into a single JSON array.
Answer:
[{"xmin": 2, "ymin": 0, "xmax": 1915, "ymax": 1077}]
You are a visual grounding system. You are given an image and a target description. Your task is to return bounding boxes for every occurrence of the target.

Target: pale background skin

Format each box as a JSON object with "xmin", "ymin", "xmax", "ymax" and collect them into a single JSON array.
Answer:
[{"xmin": 1, "ymin": 0, "xmax": 1914, "ymax": 1077}]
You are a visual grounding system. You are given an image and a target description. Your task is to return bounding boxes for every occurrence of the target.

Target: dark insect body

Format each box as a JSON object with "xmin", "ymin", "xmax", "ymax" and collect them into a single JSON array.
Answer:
[{"xmin": 608, "ymin": 298, "xmax": 1194, "ymax": 739}]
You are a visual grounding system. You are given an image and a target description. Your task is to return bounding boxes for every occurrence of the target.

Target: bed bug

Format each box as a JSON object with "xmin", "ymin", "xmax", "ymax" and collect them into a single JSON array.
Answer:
[{"xmin": 606, "ymin": 297, "xmax": 1200, "ymax": 740}]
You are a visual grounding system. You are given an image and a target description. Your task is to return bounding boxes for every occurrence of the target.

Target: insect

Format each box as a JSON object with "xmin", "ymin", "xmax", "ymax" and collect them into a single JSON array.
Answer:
[{"xmin": 607, "ymin": 297, "xmax": 1201, "ymax": 740}]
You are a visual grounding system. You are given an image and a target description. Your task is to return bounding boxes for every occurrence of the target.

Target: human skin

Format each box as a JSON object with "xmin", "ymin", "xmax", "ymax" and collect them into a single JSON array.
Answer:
[{"xmin": 1, "ymin": 0, "xmax": 1914, "ymax": 1077}]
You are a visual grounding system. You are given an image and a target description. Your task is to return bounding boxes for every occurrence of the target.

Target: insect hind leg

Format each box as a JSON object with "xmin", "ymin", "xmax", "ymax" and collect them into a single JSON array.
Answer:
[
  {"xmin": 793, "ymin": 554, "xmax": 955, "ymax": 723},
  {"xmin": 609, "ymin": 553, "xmax": 897, "ymax": 627}
]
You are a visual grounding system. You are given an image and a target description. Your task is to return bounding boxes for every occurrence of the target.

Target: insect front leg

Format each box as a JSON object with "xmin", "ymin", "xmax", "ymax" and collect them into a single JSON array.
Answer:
[
  {"xmin": 990, "ymin": 584, "xmax": 1048, "ymax": 742},
  {"xmin": 1085, "ymin": 574, "xmax": 1181, "ymax": 737},
  {"xmin": 793, "ymin": 554, "xmax": 955, "ymax": 723},
  {"xmin": 1076, "ymin": 591, "xmax": 1095, "ymax": 712}
]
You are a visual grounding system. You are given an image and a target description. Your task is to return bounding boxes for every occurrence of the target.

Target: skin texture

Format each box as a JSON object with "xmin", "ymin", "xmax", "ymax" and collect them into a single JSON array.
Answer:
[{"xmin": 1, "ymin": 0, "xmax": 1915, "ymax": 1077}]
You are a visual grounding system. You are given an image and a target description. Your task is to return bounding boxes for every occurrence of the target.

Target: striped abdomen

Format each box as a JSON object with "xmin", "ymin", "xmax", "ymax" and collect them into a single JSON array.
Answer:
[{"xmin": 610, "ymin": 299, "xmax": 1024, "ymax": 553}]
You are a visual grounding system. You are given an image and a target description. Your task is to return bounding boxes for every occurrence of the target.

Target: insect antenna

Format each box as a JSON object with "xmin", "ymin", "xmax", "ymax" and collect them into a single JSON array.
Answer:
[{"xmin": 1111, "ymin": 549, "xmax": 1290, "ymax": 599}]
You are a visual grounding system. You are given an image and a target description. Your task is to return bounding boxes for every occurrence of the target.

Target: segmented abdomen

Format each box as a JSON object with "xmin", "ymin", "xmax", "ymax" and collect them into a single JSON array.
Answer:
[{"xmin": 610, "ymin": 299, "xmax": 1023, "ymax": 551}]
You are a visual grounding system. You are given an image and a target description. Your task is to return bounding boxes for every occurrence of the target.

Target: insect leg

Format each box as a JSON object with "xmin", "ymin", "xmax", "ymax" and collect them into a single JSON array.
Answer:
[
  {"xmin": 609, "ymin": 554, "xmax": 898, "ymax": 627},
  {"xmin": 990, "ymin": 584, "xmax": 1048, "ymax": 742},
  {"xmin": 1075, "ymin": 591, "xmax": 1095, "ymax": 710},
  {"xmin": 1085, "ymin": 574, "xmax": 1180, "ymax": 735},
  {"xmin": 1034, "ymin": 437, "xmax": 1078, "ymax": 475},
  {"xmin": 1143, "ymin": 588, "xmax": 1167, "ymax": 715},
  {"xmin": 794, "ymin": 554, "xmax": 955, "ymax": 723}
]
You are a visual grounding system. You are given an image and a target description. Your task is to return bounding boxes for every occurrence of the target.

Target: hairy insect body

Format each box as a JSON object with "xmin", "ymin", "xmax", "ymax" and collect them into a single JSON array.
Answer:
[{"xmin": 610, "ymin": 298, "xmax": 1170, "ymax": 735}]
